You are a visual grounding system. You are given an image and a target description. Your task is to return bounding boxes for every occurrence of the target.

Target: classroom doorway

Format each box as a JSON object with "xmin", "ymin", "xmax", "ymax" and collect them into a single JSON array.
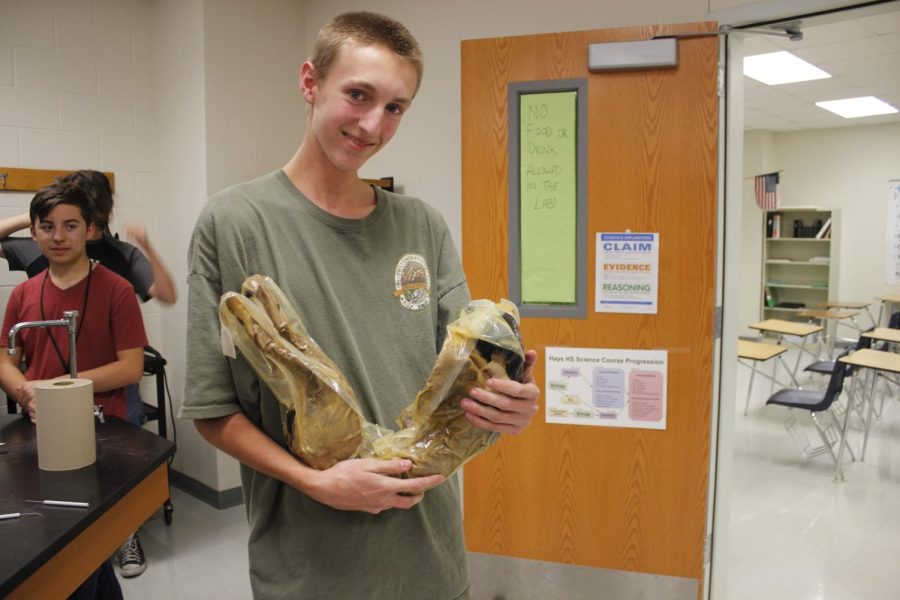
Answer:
[{"xmin": 714, "ymin": 2, "xmax": 900, "ymax": 599}]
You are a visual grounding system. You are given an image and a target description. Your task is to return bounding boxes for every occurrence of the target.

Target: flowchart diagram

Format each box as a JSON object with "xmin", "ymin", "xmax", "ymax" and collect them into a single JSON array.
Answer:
[{"xmin": 545, "ymin": 346, "xmax": 667, "ymax": 430}]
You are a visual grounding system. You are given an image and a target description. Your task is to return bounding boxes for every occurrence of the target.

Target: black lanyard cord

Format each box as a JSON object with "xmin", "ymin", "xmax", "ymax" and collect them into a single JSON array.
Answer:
[{"xmin": 39, "ymin": 263, "xmax": 93, "ymax": 374}]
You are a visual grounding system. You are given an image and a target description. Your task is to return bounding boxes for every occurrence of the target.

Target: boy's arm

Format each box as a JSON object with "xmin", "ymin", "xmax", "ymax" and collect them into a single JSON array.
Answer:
[
  {"xmin": 0, "ymin": 346, "xmax": 144, "ymax": 420},
  {"xmin": 0, "ymin": 346, "xmax": 33, "ymax": 419},
  {"xmin": 74, "ymin": 346, "xmax": 144, "ymax": 392},
  {"xmin": 0, "ymin": 213, "xmax": 32, "ymax": 259},
  {"xmin": 123, "ymin": 224, "xmax": 178, "ymax": 305},
  {"xmin": 194, "ymin": 413, "xmax": 446, "ymax": 514},
  {"xmin": 0, "ymin": 213, "xmax": 30, "ymax": 238}
]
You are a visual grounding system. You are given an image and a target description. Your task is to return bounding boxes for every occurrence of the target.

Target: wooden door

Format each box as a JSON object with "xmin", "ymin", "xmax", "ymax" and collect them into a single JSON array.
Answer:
[{"xmin": 461, "ymin": 21, "xmax": 719, "ymax": 593}]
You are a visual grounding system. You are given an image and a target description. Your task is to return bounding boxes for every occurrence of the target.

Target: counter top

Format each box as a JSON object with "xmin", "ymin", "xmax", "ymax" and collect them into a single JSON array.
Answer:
[{"xmin": 0, "ymin": 413, "xmax": 175, "ymax": 598}]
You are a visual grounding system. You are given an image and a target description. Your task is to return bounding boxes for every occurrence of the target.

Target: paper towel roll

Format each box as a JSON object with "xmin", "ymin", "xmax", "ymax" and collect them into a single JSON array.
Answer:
[{"xmin": 35, "ymin": 378, "xmax": 96, "ymax": 471}]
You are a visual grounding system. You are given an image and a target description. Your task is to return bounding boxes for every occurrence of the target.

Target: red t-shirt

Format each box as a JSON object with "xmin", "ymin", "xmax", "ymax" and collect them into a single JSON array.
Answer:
[{"xmin": 1, "ymin": 263, "xmax": 148, "ymax": 419}]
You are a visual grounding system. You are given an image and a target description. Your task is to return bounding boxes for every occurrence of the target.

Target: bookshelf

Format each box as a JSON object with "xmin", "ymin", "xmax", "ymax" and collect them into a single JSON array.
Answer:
[{"xmin": 761, "ymin": 207, "xmax": 839, "ymax": 320}]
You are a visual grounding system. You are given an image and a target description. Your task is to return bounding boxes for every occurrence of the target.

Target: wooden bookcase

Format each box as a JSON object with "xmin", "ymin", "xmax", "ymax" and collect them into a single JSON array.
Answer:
[{"xmin": 761, "ymin": 207, "xmax": 839, "ymax": 320}]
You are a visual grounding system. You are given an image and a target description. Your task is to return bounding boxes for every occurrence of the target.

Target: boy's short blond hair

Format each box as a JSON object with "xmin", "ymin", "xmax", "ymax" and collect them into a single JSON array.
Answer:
[{"xmin": 311, "ymin": 12, "xmax": 423, "ymax": 93}]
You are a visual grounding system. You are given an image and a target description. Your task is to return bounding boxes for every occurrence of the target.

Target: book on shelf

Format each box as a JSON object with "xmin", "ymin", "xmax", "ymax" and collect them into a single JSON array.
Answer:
[
  {"xmin": 772, "ymin": 213, "xmax": 781, "ymax": 238},
  {"xmin": 809, "ymin": 256, "xmax": 830, "ymax": 264},
  {"xmin": 815, "ymin": 217, "xmax": 832, "ymax": 239},
  {"xmin": 775, "ymin": 301, "xmax": 805, "ymax": 309},
  {"xmin": 764, "ymin": 286, "xmax": 775, "ymax": 307}
]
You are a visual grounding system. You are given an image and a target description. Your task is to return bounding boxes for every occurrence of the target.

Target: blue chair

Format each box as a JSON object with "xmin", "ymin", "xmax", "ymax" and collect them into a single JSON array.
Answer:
[
  {"xmin": 804, "ymin": 328, "xmax": 872, "ymax": 377},
  {"xmin": 767, "ymin": 348, "xmax": 854, "ymax": 464}
]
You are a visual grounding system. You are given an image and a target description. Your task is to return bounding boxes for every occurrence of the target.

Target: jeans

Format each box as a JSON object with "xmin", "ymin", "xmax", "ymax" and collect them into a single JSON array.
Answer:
[
  {"xmin": 67, "ymin": 560, "xmax": 122, "ymax": 600},
  {"xmin": 125, "ymin": 382, "xmax": 145, "ymax": 426}
]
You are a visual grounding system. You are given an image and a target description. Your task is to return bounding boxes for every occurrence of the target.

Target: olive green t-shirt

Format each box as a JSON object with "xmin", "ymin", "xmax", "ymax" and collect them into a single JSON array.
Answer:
[{"xmin": 181, "ymin": 170, "xmax": 472, "ymax": 599}]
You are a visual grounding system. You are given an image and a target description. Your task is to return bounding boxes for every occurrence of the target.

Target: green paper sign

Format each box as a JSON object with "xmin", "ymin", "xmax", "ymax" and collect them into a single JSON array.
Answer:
[{"xmin": 519, "ymin": 91, "xmax": 577, "ymax": 304}]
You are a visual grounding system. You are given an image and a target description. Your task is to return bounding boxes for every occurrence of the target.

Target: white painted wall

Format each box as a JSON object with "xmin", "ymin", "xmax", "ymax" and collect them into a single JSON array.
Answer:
[
  {"xmin": 0, "ymin": 0, "xmax": 165, "ymax": 345},
  {"xmin": 739, "ymin": 124, "xmax": 900, "ymax": 335},
  {"xmin": 150, "ymin": 0, "xmax": 306, "ymax": 493},
  {"xmin": 203, "ymin": 0, "xmax": 306, "ymax": 195},
  {"xmin": 739, "ymin": 129, "xmax": 777, "ymax": 334},
  {"xmin": 151, "ymin": 0, "xmax": 215, "ymax": 490}
]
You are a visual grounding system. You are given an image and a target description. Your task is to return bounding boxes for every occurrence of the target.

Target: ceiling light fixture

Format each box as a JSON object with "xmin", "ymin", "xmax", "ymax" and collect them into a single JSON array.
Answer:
[
  {"xmin": 815, "ymin": 96, "xmax": 899, "ymax": 118},
  {"xmin": 743, "ymin": 51, "xmax": 830, "ymax": 85}
]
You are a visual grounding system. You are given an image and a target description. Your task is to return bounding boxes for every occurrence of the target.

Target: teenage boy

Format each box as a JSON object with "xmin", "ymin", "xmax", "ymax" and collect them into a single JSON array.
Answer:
[
  {"xmin": 0, "ymin": 170, "xmax": 177, "ymax": 304},
  {"xmin": 0, "ymin": 181, "xmax": 148, "ymax": 421},
  {"xmin": 0, "ymin": 181, "xmax": 148, "ymax": 594},
  {"xmin": 180, "ymin": 11, "xmax": 540, "ymax": 600},
  {"xmin": 0, "ymin": 173, "xmax": 171, "ymax": 578}
]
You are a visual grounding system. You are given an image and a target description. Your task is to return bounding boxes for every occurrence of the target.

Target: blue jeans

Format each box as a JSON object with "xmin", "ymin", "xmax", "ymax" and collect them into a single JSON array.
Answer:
[
  {"xmin": 67, "ymin": 560, "xmax": 122, "ymax": 600},
  {"xmin": 125, "ymin": 382, "xmax": 145, "ymax": 426}
]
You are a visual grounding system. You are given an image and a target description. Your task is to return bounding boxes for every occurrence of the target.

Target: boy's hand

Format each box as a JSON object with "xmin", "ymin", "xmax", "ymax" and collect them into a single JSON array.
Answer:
[
  {"xmin": 122, "ymin": 224, "xmax": 150, "ymax": 250},
  {"xmin": 306, "ymin": 458, "xmax": 445, "ymax": 514},
  {"xmin": 460, "ymin": 349, "xmax": 540, "ymax": 435},
  {"xmin": 16, "ymin": 381, "xmax": 38, "ymax": 423}
]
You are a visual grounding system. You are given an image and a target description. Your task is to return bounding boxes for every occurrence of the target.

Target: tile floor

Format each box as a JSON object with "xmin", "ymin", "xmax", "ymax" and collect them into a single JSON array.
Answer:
[
  {"xmin": 119, "ymin": 348, "xmax": 900, "ymax": 600},
  {"xmin": 118, "ymin": 487, "xmax": 250, "ymax": 600},
  {"xmin": 726, "ymin": 348, "xmax": 900, "ymax": 600}
]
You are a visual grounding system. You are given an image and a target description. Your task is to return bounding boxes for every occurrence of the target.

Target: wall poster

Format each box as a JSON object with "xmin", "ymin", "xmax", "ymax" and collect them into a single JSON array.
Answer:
[
  {"xmin": 595, "ymin": 232, "xmax": 660, "ymax": 314},
  {"xmin": 545, "ymin": 346, "xmax": 668, "ymax": 430}
]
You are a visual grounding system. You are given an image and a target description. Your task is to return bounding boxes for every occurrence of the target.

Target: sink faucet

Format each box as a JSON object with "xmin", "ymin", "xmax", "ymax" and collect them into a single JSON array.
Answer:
[{"xmin": 7, "ymin": 310, "xmax": 79, "ymax": 378}]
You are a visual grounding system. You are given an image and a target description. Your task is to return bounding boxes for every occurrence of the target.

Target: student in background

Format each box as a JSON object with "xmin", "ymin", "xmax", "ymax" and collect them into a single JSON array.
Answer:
[
  {"xmin": 0, "ymin": 170, "xmax": 177, "ymax": 306},
  {"xmin": 0, "ymin": 181, "xmax": 148, "ymax": 598},
  {"xmin": 0, "ymin": 170, "xmax": 172, "ymax": 579}
]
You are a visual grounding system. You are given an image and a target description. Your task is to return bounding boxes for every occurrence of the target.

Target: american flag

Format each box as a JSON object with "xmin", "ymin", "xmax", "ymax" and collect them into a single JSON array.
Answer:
[{"xmin": 754, "ymin": 172, "xmax": 779, "ymax": 210}]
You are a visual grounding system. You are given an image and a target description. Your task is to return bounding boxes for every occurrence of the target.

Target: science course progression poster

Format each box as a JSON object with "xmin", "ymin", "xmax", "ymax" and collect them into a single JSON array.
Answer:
[{"xmin": 544, "ymin": 346, "xmax": 668, "ymax": 430}]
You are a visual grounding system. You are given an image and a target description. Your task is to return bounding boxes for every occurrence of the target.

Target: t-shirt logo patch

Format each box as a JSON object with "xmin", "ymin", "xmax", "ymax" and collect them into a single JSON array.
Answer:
[{"xmin": 393, "ymin": 253, "xmax": 431, "ymax": 311}]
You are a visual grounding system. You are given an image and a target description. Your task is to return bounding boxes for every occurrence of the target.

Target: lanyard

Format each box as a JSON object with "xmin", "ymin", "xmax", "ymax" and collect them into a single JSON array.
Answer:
[{"xmin": 39, "ymin": 263, "xmax": 93, "ymax": 374}]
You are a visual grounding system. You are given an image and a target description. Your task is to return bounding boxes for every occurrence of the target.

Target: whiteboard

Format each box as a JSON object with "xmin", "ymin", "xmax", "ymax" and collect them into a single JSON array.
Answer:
[{"xmin": 887, "ymin": 180, "xmax": 900, "ymax": 285}]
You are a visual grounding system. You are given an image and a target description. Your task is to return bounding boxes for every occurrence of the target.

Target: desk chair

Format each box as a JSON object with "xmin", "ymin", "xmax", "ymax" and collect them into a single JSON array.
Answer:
[
  {"xmin": 737, "ymin": 339, "xmax": 794, "ymax": 415},
  {"xmin": 766, "ymin": 348, "xmax": 854, "ymax": 465},
  {"xmin": 843, "ymin": 314, "xmax": 900, "ymax": 420},
  {"xmin": 142, "ymin": 345, "xmax": 174, "ymax": 526},
  {"xmin": 804, "ymin": 328, "xmax": 873, "ymax": 376},
  {"xmin": 804, "ymin": 333, "xmax": 872, "ymax": 429},
  {"xmin": 865, "ymin": 316, "xmax": 900, "ymax": 425}
]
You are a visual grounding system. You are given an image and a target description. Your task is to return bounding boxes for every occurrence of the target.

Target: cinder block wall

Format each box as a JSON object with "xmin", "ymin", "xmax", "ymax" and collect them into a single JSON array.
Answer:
[{"xmin": 0, "ymin": 0, "xmax": 164, "ymax": 347}]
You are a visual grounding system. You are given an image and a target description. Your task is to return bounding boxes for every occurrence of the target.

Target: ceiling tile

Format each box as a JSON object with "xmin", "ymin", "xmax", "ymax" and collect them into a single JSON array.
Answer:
[
  {"xmin": 789, "ymin": 20, "xmax": 874, "ymax": 47},
  {"xmin": 794, "ymin": 36, "xmax": 896, "ymax": 63},
  {"xmin": 858, "ymin": 11, "xmax": 900, "ymax": 35},
  {"xmin": 742, "ymin": 7, "xmax": 900, "ymax": 132}
]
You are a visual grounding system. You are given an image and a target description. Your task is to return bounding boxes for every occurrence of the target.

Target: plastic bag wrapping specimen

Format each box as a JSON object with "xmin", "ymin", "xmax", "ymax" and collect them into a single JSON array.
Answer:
[
  {"xmin": 372, "ymin": 300, "xmax": 525, "ymax": 477},
  {"xmin": 219, "ymin": 275, "xmax": 526, "ymax": 478},
  {"xmin": 218, "ymin": 275, "xmax": 365, "ymax": 469}
]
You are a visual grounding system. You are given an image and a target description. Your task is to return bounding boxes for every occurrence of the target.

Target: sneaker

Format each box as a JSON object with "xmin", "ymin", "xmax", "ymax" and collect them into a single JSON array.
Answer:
[{"xmin": 116, "ymin": 533, "xmax": 147, "ymax": 578}]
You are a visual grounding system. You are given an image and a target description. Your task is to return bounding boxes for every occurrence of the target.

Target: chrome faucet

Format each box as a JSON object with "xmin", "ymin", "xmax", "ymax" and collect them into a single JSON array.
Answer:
[{"xmin": 7, "ymin": 310, "xmax": 79, "ymax": 378}]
